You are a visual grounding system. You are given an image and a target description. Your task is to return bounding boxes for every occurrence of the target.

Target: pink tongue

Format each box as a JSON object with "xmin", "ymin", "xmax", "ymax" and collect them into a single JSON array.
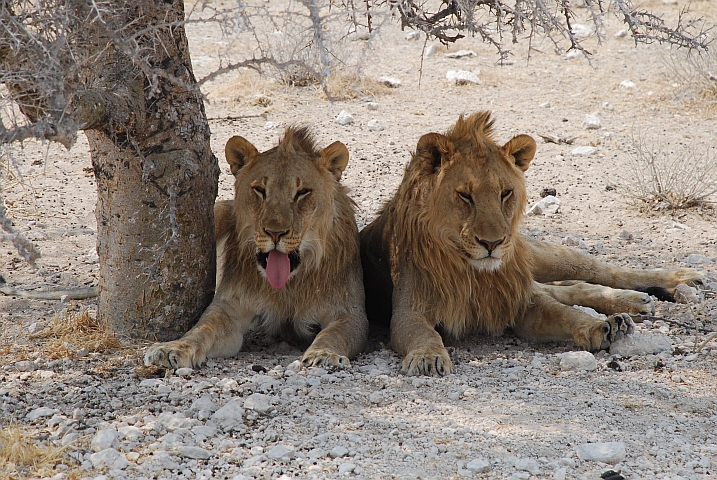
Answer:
[{"xmin": 265, "ymin": 250, "xmax": 291, "ymax": 289}]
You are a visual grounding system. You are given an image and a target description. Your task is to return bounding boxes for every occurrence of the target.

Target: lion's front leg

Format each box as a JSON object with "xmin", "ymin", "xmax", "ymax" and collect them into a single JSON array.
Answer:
[
  {"xmin": 144, "ymin": 296, "xmax": 253, "ymax": 370},
  {"xmin": 514, "ymin": 290, "xmax": 635, "ymax": 351},
  {"xmin": 301, "ymin": 312, "xmax": 368, "ymax": 369},
  {"xmin": 538, "ymin": 282, "xmax": 655, "ymax": 316}
]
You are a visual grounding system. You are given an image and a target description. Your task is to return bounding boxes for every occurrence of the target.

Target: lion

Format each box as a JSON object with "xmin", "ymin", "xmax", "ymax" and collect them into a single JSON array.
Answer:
[
  {"xmin": 144, "ymin": 127, "xmax": 368, "ymax": 370},
  {"xmin": 360, "ymin": 112, "xmax": 704, "ymax": 376}
]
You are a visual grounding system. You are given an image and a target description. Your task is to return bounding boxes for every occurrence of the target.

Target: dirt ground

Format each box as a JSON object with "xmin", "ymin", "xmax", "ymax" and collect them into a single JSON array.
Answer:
[{"xmin": 2, "ymin": 1, "xmax": 717, "ymax": 479}]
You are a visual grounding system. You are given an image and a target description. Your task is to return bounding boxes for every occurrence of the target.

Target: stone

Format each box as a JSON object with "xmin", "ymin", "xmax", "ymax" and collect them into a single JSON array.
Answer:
[
  {"xmin": 405, "ymin": 31, "xmax": 421, "ymax": 41},
  {"xmin": 190, "ymin": 395, "xmax": 219, "ymax": 413},
  {"xmin": 446, "ymin": 70, "xmax": 479, "ymax": 85},
  {"xmin": 445, "ymin": 50, "xmax": 476, "ymax": 58},
  {"xmin": 609, "ymin": 333, "xmax": 672, "ymax": 356},
  {"xmin": 91, "ymin": 429, "xmax": 119, "ymax": 452},
  {"xmin": 86, "ymin": 247, "xmax": 99, "ymax": 264},
  {"xmin": 267, "ymin": 444, "xmax": 295, "ymax": 460},
  {"xmin": 336, "ymin": 110, "xmax": 354, "ymax": 125},
  {"xmin": 367, "ymin": 102, "xmax": 379, "ymax": 111},
  {"xmin": 210, "ymin": 398, "xmax": 245, "ymax": 431},
  {"xmin": 15, "ymin": 361, "xmax": 38, "ymax": 372},
  {"xmin": 619, "ymin": 80, "xmax": 635, "ymax": 89},
  {"xmin": 338, "ymin": 462, "xmax": 357, "ymax": 474},
  {"xmin": 576, "ymin": 442, "xmax": 626, "ymax": 464},
  {"xmin": 424, "ymin": 44, "xmax": 437, "ymax": 56},
  {"xmin": 378, "ymin": 76, "xmax": 402, "ymax": 88},
  {"xmin": 528, "ymin": 195, "xmax": 560, "ymax": 216},
  {"xmin": 571, "ymin": 24, "xmax": 594, "ymax": 39},
  {"xmin": 516, "ymin": 458, "xmax": 540, "ymax": 474},
  {"xmin": 582, "ymin": 114, "xmax": 601, "ymax": 130},
  {"xmin": 618, "ymin": 230, "xmax": 634, "ymax": 241},
  {"xmin": 571, "ymin": 146, "xmax": 598, "ymax": 156},
  {"xmin": 265, "ymin": 121, "xmax": 281, "ymax": 129},
  {"xmin": 554, "ymin": 467, "xmax": 567, "ymax": 480},
  {"xmin": 174, "ymin": 367, "xmax": 193, "ymax": 377},
  {"xmin": 674, "ymin": 284, "xmax": 700, "ymax": 304},
  {"xmin": 26, "ymin": 407, "xmax": 59, "ymax": 421},
  {"xmin": 118, "ymin": 426, "xmax": 143, "ymax": 442},
  {"xmin": 177, "ymin": 446, "xmax": 211, "ymax": 459},
  {"xmin": 330, "ymin": 446, "xmax": 349, "ymax": 458},
  {"xmin": 89, "ymin": 448, "xmax": 129, "ymax": 470},
  {"xmin": 558, "ymin": 351, "xmax": 597, "ymax": 371},
  {"xmin": 146, "ymin": 451, "xmax": 181, "ymax": 471},
  {"xmin": 244, "ymin": 393, "xmax": 274, "ymax": 415},
  {"xmin": 686, "ymin": 253, "xmax": 713, "ymax": 265},
  {"xmin": 614, "ymin": 29, "xmax": 628, "ymax": 37},
  {"xmin": 157, "ymin": 412, "xmax": 192, "ymax": 431},
  {"xmin": 466, "ymin": 458, "xmax": 491, "ymax": 473},
  {"xmin": 139, "ymin": 379, "xmax": 163, "ymax": 388},
  {"xmin": 62, "ymin": 432, "xmax": 81, "ymax": 447},
  {"xmin": 566, "ymin": 50, "xmax": 584, "ymax": 59},
  {"xmin": 367, "ymin": 119, "xmax": 385, "ymax": 131}
]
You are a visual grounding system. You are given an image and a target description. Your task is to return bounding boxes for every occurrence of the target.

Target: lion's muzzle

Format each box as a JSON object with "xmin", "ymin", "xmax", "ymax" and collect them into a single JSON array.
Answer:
[{"xmin": 256, "ymin": 250, "xmax": 301, "ymax": 289}]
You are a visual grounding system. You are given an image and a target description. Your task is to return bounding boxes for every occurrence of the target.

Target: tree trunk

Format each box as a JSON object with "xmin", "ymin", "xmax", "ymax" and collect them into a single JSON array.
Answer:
[{"xmin": 84, "ymin": 1, "xmax": 219, "ymax": 340}]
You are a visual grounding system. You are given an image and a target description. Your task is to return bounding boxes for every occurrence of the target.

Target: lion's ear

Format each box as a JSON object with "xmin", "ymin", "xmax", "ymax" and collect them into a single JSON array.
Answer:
[
  {"xmin": 503, "ymin": 134, "xmax": 536, "ymax": 172},
  {"xmin": 319, "ymin": 141, "xmax": 349, "ymax": 181},
  {"xmin": 225, "ymin": 136, "xmax": 260, "ymax": 176},
  {"xmin": 416, "ymin": 133, "xmax": 455, "ymax": 174}
]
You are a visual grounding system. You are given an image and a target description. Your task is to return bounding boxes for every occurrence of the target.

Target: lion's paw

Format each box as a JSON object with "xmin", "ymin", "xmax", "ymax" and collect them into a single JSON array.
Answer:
[
  {"xmin": 401, "ymin": 347, "xmax": 451, "ymax": 376},
  {"xmin": 144, "ymin": 341, "xmax": 205, "ymax": 370},
  {"xmin": 598, "ymin": 313, "xmax": 635, "ymax": 350},
  {"xmin": 613, "ymin": 291, "xmax": 655, "ymax": 315},
  {"xmin": 301, "ymin": 348, "xmax": 350, "ymax": 369},
  {"xmin": 669, "ymin": 268, "xmax": 707, "ymax": 288}
]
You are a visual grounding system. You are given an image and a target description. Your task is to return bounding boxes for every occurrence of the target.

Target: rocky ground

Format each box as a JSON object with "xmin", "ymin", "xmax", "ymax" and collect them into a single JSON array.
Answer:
[{"xmin": 2, "ymin": 0, "xmax": 717, "ymax": 479}]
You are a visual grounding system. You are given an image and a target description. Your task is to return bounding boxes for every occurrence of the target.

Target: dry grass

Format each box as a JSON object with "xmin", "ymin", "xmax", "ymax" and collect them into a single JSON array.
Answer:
[
  {"xmin": 0, "ymin": 425, "xmax": 69, "ymax": 478},
  {"xmin": 322, "ymin": 72, "xmax": 391, "ymax": 100},
  {"xmin": 29, "ymin": 308, "xmax": 125, "ymax": 360},
  {"xmin": 622, "ymin": 135, "xmax": 717, "ymax": 211},
  {"xmin": 664, "ymin": 48, "xmax": 717, "ymax": 110}
]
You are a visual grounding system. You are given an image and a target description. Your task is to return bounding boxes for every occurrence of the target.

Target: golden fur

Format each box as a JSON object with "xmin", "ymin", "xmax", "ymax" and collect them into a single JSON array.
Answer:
[
  {"xmin": 361, "ymin": 112, "xmax": 703, "ymax": 376},
  {"xmin": 145, "ymin": 127, "xmax": 368, "ymax": 370}
]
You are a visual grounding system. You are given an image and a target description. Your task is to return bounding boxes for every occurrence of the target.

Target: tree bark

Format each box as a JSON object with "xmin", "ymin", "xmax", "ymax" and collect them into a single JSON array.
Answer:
[{"xmin": 84, "ymin": 1, "xmax": 219, "ymax": 340}]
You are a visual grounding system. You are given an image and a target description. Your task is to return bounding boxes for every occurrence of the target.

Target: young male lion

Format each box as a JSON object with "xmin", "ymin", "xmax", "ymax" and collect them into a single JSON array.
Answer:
[
  {"xmin": 360, "ymin": 112, "xmax": 703, "ymax": 376},
  {"xmin": 144, "ymin": 127, "xmax": 368, "ymax": 370}
]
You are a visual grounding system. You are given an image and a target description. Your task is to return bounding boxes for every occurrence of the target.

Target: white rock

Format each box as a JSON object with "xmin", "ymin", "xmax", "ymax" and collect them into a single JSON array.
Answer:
[
  {"xmin": 210, "ymin": 398, "xmax": 246, "ymax": 431},
  {"xmin": 267, "ymin": 444, "xmax": 295, "ymax": 460},
  {"xmin": 528, "ymin": 195, "xmax": 560, "ymax": 216},
  {"xmin": 336, "ymin": 110, "xmax": 354, "ymax": 125},
  {"xmin": 674, "ymin": 284, "xmax": 700, "ymax": 304},
  {"xmin": 14, "ymin": 361, "xmax": 38, "ymax": 372},
  {"xmin": 405, "ymin": 31, "xmax": 421, "ymax": 41},
  {"xmin": 368, "ymin": 391, "xmax": 383, "ymax": 404},
  {"xmin": 619, "ymin": 80, "xmax": 636, "ymax": 89},
  {"xmin": 466, "ymin": 458, "xmax": 491, "ymax": 473},
  {"xmin": 576, "ymin": 441, "xmax": 626, "ymax": 464},
  {"xmin": 26, "ymin": 407, "xmax": 59, "ymax": 421},
  {"xmin": 516, "ymin": 458, "xmax": 540, "ymax": 474},
  {"xmin": 244, "ymin": 393, "xmax": 274, "ymax": 415},
  {"xmin": 424, "ymin": 44, "xmax": 437, "ymax": 56},
  {"xmin": 571, "ymin": 146, "xmax": 598, "ymax": 156},
  {"xmin": 446, "ymin": 70, "xmax": 479, "ymax": 85},
  {"xmin": 264, "ymin": 121, "xmax": 281, "ymax": 129},
  {"xmin": 118, "ymin": 426, "xmax": 143, "ymax": 442},
  {"xmin": 62, "ymin": 432, "xmax": 81, "ymax": 446},
  {"xmin": 582, "ymin": 114, "xmax": 601, "ymax": 130},
  {"xmin": 539, "ymin": 101, "xmax": 552, "ymax": 108},
  {"xmin": 603, "ymin": 102, "xmax": 614, "ymax": 110},
  {"xmin": 566, "ymin": 50, "xmax": 584, "ymax": 59},
  {"xmin": 146, "ymin": 451, "xmax": 181, "ymax": 470},
  {"xmin": 367, "ymin": 119, "xmax": 385, "ymax": 131},
  {"xmin": 177, "ymin": 446, "xmax": 211, "ymax": 459},
  {"xmin": 175, "ymin": 367, "xmax": 193, "ymax": 377},
  {"xmin": 86, "ymin": 247, "xmax": 99, "ymax": 264},
  {"xmin": 367, "ymin": 102, "xmax": 379, "ymax": 111},
  {"xmin": 558, "ymin": 351, "xmax": 597, "ymax": 371},
  {"xmin": 446, "ymin": 50, "xmax": 476, "ymax": 58},
  {"xmin": 330, "ymin": 446, "xmax": 349, "ymax": 458},
  {"xmin": 378, "ymin": 76, "xmax": 402, "ymax": 88},
  {"xmin": 286, "ymin": 360, "xmax": 302, "ymax": 372},
  {"xmin": 614, "ymin": 29, "xmax": 628, "ymax": 38},
  {"xmin": 571, "ymin": 24, "xmax": 594, "ymax": 39},
  {"xmin": 91, "ymin": 429, "xmax": 119, "ymax": 452},
  {"xmin": 191, "ymin": 395, "xmax": 219, "ymax": 413},
  {"xmin": 139, "ymin": 379, "xmax": 163, "ymax": 388},
  {"xmin": 686, "ymin": 253, "xmax": 713, "ymax": 265},
  {"xmin": 157, "ymin": 412, "xmax": 192, "ymax": 431},
  {"xmin": 554, "ymin": 467, "xmax": 567, "ymax": 480},
  {"xmin": 89, "ymin": 448, "xmax": 129, "ymax": 470},
  {"xmin": 338, "ymin": 462, "xmax": 357, "ymax": 474},
  {"xmin": 609, "ymin": 333, "xmax": 672, "ymax": 356}
]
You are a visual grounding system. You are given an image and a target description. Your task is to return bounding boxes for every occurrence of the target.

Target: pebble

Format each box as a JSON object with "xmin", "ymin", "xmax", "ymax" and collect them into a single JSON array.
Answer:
[
  {"xmin": 424, "ymin": 44, "xmax": 437, "ymax": 56},
  {"xmin": 336, "ymin": 110, "xmax": 354, "ymax": 125},
  {"xmin": 338, "ymin": 462, "xmax": 357, "ymax": 474},
  {"xmin": 26, "ymin": 407, "xmax": 60, "ymax": 421},
  {"xmin": 582, "ymin": 114, "xmax": 601, "ymax": 129},
  {"xmin": 565, "ymin": 50, "xmax": 584, "ymax": 59},
  {"xmin": 177, "ymin": 446, "xmax": 211, "ymax": 459},
  {"xmin": 466, "ymin": 458, "xmax": 491, "ymax": 473},
  {"xmin": 558, "ymin": 351, "xmax": 597, "ymax": 371},
  {"xmin": 330, "ymin": 446, "xmax": 349, "ymax": 458},
  {"xmin": 674, "ymin": 284, "xmax": 700, "ymax": 304},
  {"xmin": 609, "ymin": 333, "xmax": 672, "ymax": 356},
  {"xmin": 367, "ymin": 102, "xmax": 379, "ymax": 111},
  {"xmin": 244, "ymin": 393, "xmax": 274, "ymax": 414},
  {"xmin": 516, "ymin": 458, "xmax": 540, "ymax": 474},
  {"xmin": 378, "ymin": 76, "xmax": 402, "ymax": 88},
  {"xmin": 570, "ymin": 24, "xmax": 594, "ymax": 39},
  {"xmin": 619, "ymin": 80, "xmax": 635, "ymax": 89},
  {"xmin": 686, "ymin": 253, "xmax": 713, "ymax": 265},
  {"xmin": 614, "ymin": 29, "xmax": 628, "ymax": 37},
  {"xmin": 139, "ymin": 378, "xmax": 163, "ymax": 388},
  {"xmin": 571, "ymin": 146, "xmax": 598, "ymax": 156},
  {"xmin": 210, "ymin": 398, "xmax": 245, "ymax": 431},
  {"xmin": 445, "ymin": 50, "xmax": 476, "ymax": 58},
  {"xmin": 367, "ymin": 119, "xmax": 385, "ymax": 131},
  {"xmin": 175, "ymin": 367, "xmax": 193, "ymax": 377},
  {"xmin": 91, "ymin": 428, "xmax": 119, "ymax": 452},
  {"xmin": 15, "ymin": 361, "xmax": 39, "ymax": 372},
  {"xmin": 576, "ymin": 442, "xmax": 626, "ymax": 464},
  {"xmin": 267, "ymin": 444, "xmax": 295, "ymax": 460},
  {"xmin": 89, "ymin": 448, "xmax": 129, "ymax": 470},
  {"xmin": 528, "ymin": 195, "xmax": 560, "ymax": 216},
  {"xmin": 446, "ymin": 70, "xmax": 479, "ymax": 85}
]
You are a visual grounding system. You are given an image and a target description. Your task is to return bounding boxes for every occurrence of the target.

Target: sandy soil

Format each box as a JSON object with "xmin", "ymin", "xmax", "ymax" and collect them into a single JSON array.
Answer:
[{"xmin": 2, "ymin": 1, "xmax": 717, "ymax": 479}]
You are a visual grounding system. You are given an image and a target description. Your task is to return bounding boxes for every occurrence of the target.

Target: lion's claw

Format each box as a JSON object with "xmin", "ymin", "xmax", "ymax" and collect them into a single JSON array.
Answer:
[
  {"xmin": 401, "ymin": 347, "xmax": 451, "ymax": 376},
  {"xmin": 301, "ymin": 348, "xmax": 350, "ymax": 370}
]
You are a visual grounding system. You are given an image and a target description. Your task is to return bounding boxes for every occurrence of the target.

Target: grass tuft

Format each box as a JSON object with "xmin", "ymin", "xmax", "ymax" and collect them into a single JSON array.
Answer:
[{"xmin": 0, "ymin": 425, "xmax": 69, "ymax": 477}]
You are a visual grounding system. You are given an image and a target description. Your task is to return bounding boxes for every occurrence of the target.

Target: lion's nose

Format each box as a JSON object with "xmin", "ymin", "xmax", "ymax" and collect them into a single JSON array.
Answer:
[
  {"xmin": 477, "ymin": 237, "xmax": 505, "ymax": 254},
  {"xmin": 265, "ymin": 229, "xmax": 289, "ymax": 244}
]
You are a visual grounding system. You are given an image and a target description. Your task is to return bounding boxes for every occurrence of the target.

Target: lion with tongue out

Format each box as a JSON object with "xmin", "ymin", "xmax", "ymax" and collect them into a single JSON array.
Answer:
[{"xmin": 144, "ymin": 127, "xmax": 368, "ymax": 370}]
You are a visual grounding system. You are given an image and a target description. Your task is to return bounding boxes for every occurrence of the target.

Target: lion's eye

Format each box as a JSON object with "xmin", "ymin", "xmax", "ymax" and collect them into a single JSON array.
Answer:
[
  {"xmin": 458, "ymin": 191, "xmax": 472, "ymax": 203},
  {"xmin": 252, "ymin": 186, "xmax": 266, "ymax": 199},
  {"xmin": 501, "ymin": 189, "xmax": 513, "ymax": 202},
  {"xmin": 295, "ymin": 188, "xmax": 311, "ymax": 201}
]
